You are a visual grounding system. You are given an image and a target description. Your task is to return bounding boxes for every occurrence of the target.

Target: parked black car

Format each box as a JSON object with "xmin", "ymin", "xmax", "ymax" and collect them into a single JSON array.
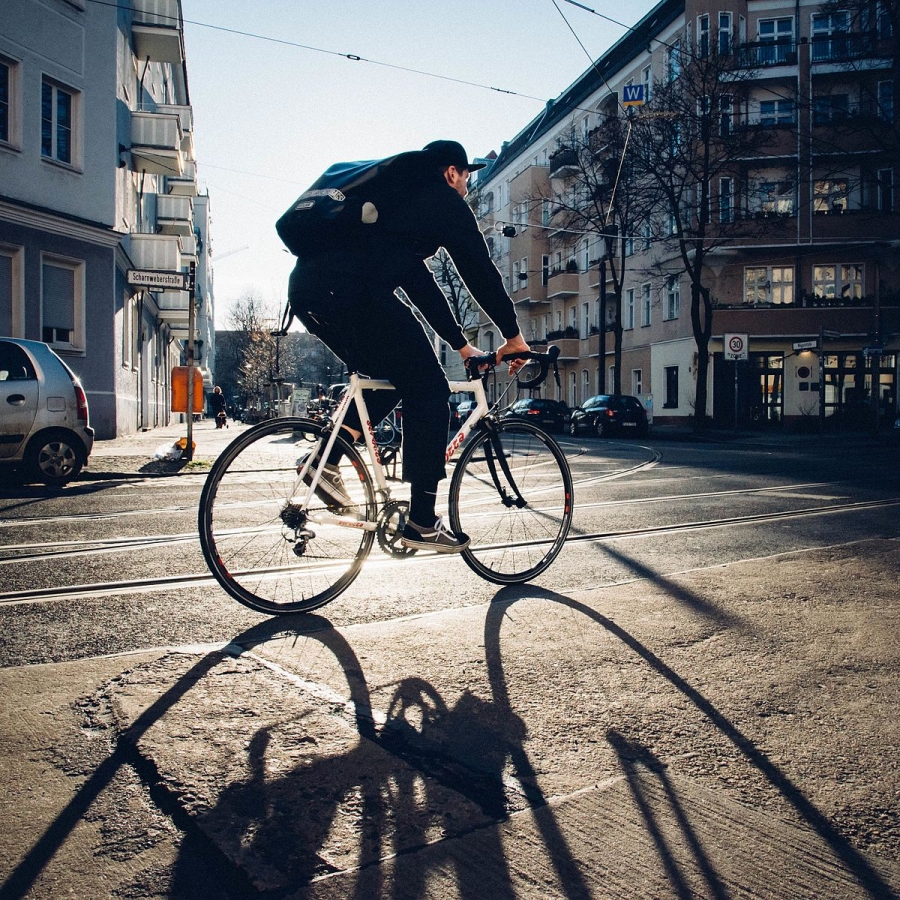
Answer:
[
  {"xmin": 501, "ymin": 397, "xmax": 570, "ymax": 433},
  {"xmin": 568, "ymin": 394, "xmax": 649, "ymax": 437}
]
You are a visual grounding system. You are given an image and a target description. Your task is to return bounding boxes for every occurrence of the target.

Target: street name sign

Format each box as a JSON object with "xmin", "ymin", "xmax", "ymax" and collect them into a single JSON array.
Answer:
[
  {"xmin": 724, "ymin": 333, "xmax": 749, "ymax": 361},
  {"xmin": 793, "ymin": 340, "xmax": 819, "ymax": 351},
  {"xmin": 127, "ymin": 269, "xmax": 190, "ymax": 291}
]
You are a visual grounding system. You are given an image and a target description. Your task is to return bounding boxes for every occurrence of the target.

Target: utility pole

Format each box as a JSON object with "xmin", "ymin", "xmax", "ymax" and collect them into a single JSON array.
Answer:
[{"xmin": 185, "ymin": 261, "xmax": 197, "ymax": 461}]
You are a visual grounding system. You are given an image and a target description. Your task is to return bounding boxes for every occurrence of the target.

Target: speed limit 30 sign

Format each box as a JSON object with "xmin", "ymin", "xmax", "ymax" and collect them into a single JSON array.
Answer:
[{"xmin": 724, "ymin": 333, "xmax": 749, "ymax": 361}]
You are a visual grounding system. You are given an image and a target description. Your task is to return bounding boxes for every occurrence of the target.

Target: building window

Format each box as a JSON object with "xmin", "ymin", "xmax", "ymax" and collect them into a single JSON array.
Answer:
[
  {"xmin": 719, "ymin": 94, "xmax": 734, "ymax": 136},
  {"xmin": 582, "ymin": 302, "xmax": 590, "ymax": 338},
  {"xmin": 42, "ymin": 256, "xmax": 83, "ymax": 350},
  {"xmin": 439, "ymin": 342, "xmax": 447, "ymax": 367},
  {"xmin": 625, "ymin": 289, "xmax": 635, "ymax": 330},
  {"xmin": 541, "ymin": 254, "xmax": 550, "ymax": 286},
  {"xmin": 632, "ymin": 368, "xmax": 643, "ymax": 396},
  {"xmin": 811, "ymin": 12, "xmax": 850, "ymax": 61},
  {"xmin": 759, "ymin": 99, "xmax": 794, "ymax": 126},
  {"xmin": 641, "ymin": 219, "xmax": 652, "ymax": 251},
  {"xmin": 641, "ymin": 282, "xmax": 652, "ymax": 326},
  {"xmin": 718, "ymin": 12, "xmax": 733, "ymax": 55},
  {"xmin": 719, "ymin": 177, "xmax": 734, "ymax": 223},
  {"xmin": 745, "ymin": 266, "xmax": 794, "ymax": 305},
  {"xmin": 0, "ymin": 59, "xmax": 11, "ymax": 145},
  {"xmin": 665, "ymin": 277, "xmax": 680, "ymax": 319},
  {"xmin": 877, "ymin": 80, "xmax": 894, "ymax": 123},
  {"xmin": 698, "ymin": 14, "xmax": 710, "ymax": 56},
  {"xmin": 878, "ymin": 168, "xmax": 894, "ymax": 213},
  {"xmin": 485, "ymin": 330, "xmax": 495, "ymax": 353},
  {"xmin": 814, "ymin": 179, "xmax": 849, "ymax": 214},
  {"xmin": 41, "ymin": 79, "xmax": 76, "ymax": 165},
  {"xmin": 582, "ymin": 369, "xmax": 590, "ymax": 402},
  {"xmin": 876, "ymin": 0, "xmax": 893, "ymax": 39},
  {"xmin": 569, "ymin": 371, "xmax": 577, "ymax": 407},
  {"xmin": 813, "ymin": 93, "xmax": 850, "ymax": 124},
  {"xmin": 667, "ymin": 42, "xmax": 681, "ymax": 82},
  {"xmin": 813, "ymin": 264, "xmax": 863, "ymax": 301},
  {"xmin": 757, "ymin": 180, "xmax": 795, "ymax": 215},
  {"xmin": 519, "ymin": 256, "xmax": 528, "ymax": 290},
  {"xmin": 541, "ymin": 199, "xmax": 551, "ymax": 227},
  {"xmin": 664, "ymin": 366, "xmax": 679, "ymax": 408},
  {"xmin": 0, "ymin": 245, "xmax": 23, "ymax": 337},
  {"xmin": 757, "ymin": 17, "xmax": 794, "ymax": 64},
  {"xmin": 642, "ymin": 65, "xmax": 652, "ymax": 103},
  {"xmin": 512, "ymin": 260, "xmax": 519, "ymax": 292}
]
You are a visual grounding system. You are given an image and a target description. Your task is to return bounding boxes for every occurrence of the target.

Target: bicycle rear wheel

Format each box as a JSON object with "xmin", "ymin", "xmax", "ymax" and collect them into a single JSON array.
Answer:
[
  {"xmin": 198, "ymin": 418, "xmax": 376, "ymax": 614},
  {"xmin": 448, "ymin": 421, "xmax": 573, "ymax": 584}
]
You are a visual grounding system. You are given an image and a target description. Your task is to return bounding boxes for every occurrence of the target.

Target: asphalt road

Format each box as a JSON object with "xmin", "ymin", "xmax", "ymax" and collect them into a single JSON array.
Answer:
[{"xmin": 1, "ymin": 424, "xmax": 899, "ymax": 898}]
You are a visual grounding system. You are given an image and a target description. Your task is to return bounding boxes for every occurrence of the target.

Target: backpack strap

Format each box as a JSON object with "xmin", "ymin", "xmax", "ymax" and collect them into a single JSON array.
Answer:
[{"xmin": 271, "ymin": 297, "xmax": 294, "ymax": 337}]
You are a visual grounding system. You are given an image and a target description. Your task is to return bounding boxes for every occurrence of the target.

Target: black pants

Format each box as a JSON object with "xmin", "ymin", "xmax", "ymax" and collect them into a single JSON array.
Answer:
[{"xmin": 289, "ymin": 265, "xmax": 450, "ymax": 486}]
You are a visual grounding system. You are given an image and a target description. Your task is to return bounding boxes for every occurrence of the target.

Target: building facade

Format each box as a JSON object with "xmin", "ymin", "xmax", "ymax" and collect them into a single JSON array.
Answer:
[
  {"xmin": 470, "ymin": 0, "xmax": 898, "ymax": 429},
  {"xmin": 0, "ymin": 0, "xmax": 212, "ymax": 439}
]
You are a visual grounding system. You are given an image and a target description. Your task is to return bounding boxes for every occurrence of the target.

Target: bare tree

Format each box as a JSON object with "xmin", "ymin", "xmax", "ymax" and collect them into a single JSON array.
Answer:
[
  {"xmin": 626, "ymin": 38, "xmax": 777, "ymax": 428},
  {"xmin": 545, "ymin": 113, "xmax": 653, "ymax": 394},
  {"xmin": 429, "ymin": 249, "xmax": 480, "ymax": 336}
]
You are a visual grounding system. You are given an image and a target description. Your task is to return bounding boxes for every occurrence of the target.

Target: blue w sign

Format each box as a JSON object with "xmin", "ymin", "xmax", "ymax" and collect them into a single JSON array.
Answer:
[{"xmin": 622, "ymin": 84, "xmax": 645, "ymax": 106}]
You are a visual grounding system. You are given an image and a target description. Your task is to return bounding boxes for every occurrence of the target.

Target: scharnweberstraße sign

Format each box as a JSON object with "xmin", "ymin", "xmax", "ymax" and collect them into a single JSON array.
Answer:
[{"xmin": 127, "ymin": 269, "xmax": 191, "ymax": 291}]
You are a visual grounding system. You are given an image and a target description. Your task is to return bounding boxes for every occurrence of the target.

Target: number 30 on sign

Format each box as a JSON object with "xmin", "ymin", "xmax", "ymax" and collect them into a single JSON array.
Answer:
[{"xmin": 724, "ymin": 333, "xmax": 749, "ymax": 361}]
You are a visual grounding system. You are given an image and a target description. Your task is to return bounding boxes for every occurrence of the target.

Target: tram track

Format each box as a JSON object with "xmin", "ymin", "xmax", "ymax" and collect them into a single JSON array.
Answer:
[
  {"xmin": 2, "ymin": 494, "xmax": 898, "ymax": 607},
  {"xmin": 0, "ymin": 475, "xmax": 878, "ymax": 563}
]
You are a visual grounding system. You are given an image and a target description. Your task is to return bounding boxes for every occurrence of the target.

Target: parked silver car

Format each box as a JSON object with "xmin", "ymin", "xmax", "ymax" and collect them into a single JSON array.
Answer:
[{"xmin": 0, "ymin": 338, "xmax": 94, "ymax": 486}]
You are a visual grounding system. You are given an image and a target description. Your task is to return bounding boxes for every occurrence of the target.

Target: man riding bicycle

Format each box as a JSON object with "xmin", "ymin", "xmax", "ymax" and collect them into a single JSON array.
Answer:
[{"xmin": 288, "ymin": 140, "xmax": 528, "ymax": 553}]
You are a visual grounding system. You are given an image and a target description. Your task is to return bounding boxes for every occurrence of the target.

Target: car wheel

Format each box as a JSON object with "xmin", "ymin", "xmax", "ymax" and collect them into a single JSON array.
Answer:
[
  {"xmin": 25, "ymin": 430, "xmax": 84, "ymax": 486},
  {"xmin": 567, "ymin": 420, "xmax": 577, "ymax": 436},
  {"xmin": 595, "ymin": 418, "xmax": 607, "ymax": 438}
]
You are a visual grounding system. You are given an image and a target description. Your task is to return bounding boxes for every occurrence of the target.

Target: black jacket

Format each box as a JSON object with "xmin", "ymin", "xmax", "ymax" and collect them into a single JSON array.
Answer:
[{"xmin": 289, "ymin": 154, "xmax": 519, "ymax": 351}]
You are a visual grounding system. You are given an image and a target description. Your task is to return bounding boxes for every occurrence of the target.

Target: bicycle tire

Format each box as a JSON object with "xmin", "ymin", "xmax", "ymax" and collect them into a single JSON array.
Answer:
[
  {"xmin": 448, "ymin": 420, "xmax": 573, "ymax": 584},
  {"xmin": 198, "ymin": 417, "xmax": 376, "ymax": 615}
]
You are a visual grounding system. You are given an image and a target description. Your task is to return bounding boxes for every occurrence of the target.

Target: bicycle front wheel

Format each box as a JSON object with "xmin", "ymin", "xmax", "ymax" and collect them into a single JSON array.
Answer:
[
  {"xmin": 198, "ymin": 418, "xmax": 376, "ymax": 615},
  {"xmin": 448, "ymin": 421, "xmax": 573, "ymax": 584}
]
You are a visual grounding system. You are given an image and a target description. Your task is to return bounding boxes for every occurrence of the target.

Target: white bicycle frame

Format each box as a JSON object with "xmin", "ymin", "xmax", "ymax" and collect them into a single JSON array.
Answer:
[{"xmin": 296, "ymin": 372, "xmax": 491, "ymax": 530}]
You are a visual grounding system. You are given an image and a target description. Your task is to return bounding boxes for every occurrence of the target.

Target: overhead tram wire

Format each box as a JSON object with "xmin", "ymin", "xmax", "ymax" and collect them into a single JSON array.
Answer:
[
  {"xmin": 83, "ymin": 0, "xmax": 548, "ymax": 104},
  {"xmin": 83, "ymin": 0, "xmax": 632, "ymax": 124}
]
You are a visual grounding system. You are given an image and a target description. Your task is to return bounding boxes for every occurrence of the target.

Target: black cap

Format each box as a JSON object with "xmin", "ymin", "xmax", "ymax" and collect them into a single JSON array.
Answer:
[{"xmin": 421, "ymin": 140, "xmax": 486, "ymax": 172}]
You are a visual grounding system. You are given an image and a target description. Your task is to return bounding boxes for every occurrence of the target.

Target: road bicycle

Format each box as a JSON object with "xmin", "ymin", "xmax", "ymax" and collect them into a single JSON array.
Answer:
[{"xmin": 198, "ymin": 347, "xmax": 573, "ymax": 615}]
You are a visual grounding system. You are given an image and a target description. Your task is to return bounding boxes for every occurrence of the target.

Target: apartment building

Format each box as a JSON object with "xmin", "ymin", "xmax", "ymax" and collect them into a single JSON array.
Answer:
[
  {"xmin": 470, "ymin": 0, "xmax": 898, "ymax": 429},
  {"xmin": 0, "ymin": 0, "xmax": 213, "ymax": 439}
]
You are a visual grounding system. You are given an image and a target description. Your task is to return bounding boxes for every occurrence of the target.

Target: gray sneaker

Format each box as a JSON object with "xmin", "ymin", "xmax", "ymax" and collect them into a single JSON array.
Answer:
[
  {"xmin": 297, "ymin": 453, "xmax": 352, "ymax": 510},
  {"xmin": 401, "ymin": 516, "xmax": 470, "ymax": 554}
]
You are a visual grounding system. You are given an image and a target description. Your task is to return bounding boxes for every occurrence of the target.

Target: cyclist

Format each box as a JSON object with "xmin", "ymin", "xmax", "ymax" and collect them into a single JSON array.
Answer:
[{"xmin": 288, "ymin": 140, "xmax": 529, "ymax": 553}]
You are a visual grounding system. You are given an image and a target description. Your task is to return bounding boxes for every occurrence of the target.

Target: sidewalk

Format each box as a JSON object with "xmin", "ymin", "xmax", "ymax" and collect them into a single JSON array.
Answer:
[
  {"xmin": 83, "ymin": 417, "xmax": 249, "ymax": 480},
  {"xmin": 2, "ymin": 539, "xmax": 899, "ymax": 898}
]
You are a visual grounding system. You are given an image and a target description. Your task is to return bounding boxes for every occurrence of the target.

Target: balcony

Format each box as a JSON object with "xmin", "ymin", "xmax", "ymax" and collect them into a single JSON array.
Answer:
[
  {"xmin": 156, "ymin": 194, "xmax": 194, "ymax": 237},
  {"xmin": 128, "ymin": 233, "xmax": 182, "ymax": 271},
  {"xmin": 131, "ymin": 110, "xmax": 183, "ymax": 176},
  {"xmin": 549, "ymin": 148, "xmax": 579, "ymax": 179},
  {"xmin": 737, "ymin": 41, "xmax": 797, "ymax": 69},
  {"xmin": 546, "ymin": 271, "xmax": 580, "ymax": 299},
  {"xmin": 179, "ymin": 232, "xmax": 198, "ymax": 264},
  {"xmin": 156, "ymin": 103, "xmax": 193, "ymax": 155},
  {"xmin": 132, "ymin": 0, "xmax": 183, "ymax": 64},
  {"xmin": 810, "ymin": 31, "xmax": 889, "ymax": 65},
  {"xmin": 166, "ymin": 159, "xmax": 198, "ymax": 196},
  {"xmin": 156, "ymin": 290, "xmax": 190, "ymax": 327}
]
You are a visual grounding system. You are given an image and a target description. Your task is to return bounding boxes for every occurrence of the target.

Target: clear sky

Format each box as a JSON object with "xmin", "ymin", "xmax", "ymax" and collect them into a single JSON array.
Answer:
[{"xmin": 181, "ymin": 1, "xmax": 660, "ymax": 328}]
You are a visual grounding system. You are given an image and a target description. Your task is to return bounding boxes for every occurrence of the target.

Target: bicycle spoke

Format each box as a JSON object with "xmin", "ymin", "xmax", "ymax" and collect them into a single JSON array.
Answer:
[
  {"xmin": 199, "ymin": 420, "xmax": 375, "ymax": 614},
  {"xmin": 449, "ymin": 422, "xmax": 572, "ymax": 584}
]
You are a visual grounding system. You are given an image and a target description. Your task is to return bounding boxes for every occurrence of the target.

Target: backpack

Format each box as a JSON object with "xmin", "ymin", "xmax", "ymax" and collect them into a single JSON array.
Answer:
[{"xmin": 275, "ymin": 152, "xmax": 414, "ymax": 257}]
